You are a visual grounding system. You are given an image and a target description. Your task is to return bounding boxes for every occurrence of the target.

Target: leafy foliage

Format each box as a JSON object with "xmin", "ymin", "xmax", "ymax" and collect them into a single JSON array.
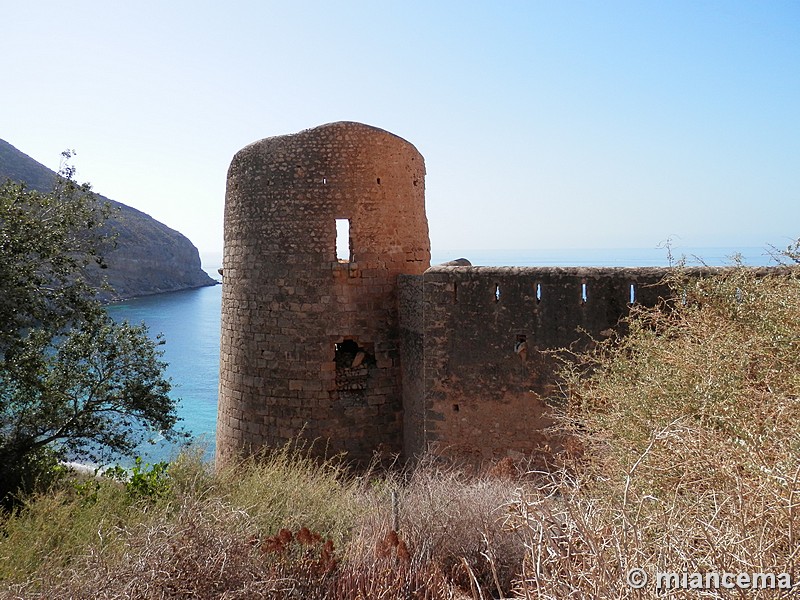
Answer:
[
  {"xmin": 0, "ymin": 155, "xmax": 183, "ymax": 506},
  {"xmin": 105, "ymin": 457, "xmax": 172, "ymax": 501},
  {"xmin": 0, "ymin": 165, "xmax": 107, "ymax": 349}
]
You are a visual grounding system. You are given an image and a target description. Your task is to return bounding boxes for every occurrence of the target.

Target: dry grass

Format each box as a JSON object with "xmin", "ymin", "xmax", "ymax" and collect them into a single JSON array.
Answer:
[
  {"xmin": 346, "ymin": 457, "xmax": 529, "ymax": 598},
  {"xmin": 0, "ymin": 446, "xmax": 529, "ymax": 599}
]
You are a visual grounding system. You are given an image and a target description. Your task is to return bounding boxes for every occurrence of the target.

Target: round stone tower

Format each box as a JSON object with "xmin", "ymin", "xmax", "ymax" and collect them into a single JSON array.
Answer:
[{"xmin": 216, "ymin": 122, "xmax": 430, "ymax": 467}]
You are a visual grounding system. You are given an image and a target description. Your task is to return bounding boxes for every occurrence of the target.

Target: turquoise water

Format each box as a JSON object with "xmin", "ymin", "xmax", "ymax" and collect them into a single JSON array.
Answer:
[
  {"xmin": 104, "ymin": 246, "xmax": 780, "ymax": 465},
  {"xmin": 106, "ymin": 285, "xmax": 222, "ymax": 465}
]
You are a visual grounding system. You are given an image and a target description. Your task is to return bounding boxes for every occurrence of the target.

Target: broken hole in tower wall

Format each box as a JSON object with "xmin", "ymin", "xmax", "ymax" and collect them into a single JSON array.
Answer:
[{"xmin": 334, "ymin": 339, "xmax": 375, "ymax": 406}]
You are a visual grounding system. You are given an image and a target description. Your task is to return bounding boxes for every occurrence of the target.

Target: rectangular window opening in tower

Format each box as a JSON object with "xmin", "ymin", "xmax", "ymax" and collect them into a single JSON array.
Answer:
[{"xmin": 335, "ymin": 218, "xmax": 351, "ymax": 262}]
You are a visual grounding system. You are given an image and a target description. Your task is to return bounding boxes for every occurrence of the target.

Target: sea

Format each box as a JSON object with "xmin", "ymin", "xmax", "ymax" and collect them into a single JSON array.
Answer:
[{"xmin": 104, "ymin": 245, "xmax": 783, "ymax": 467}]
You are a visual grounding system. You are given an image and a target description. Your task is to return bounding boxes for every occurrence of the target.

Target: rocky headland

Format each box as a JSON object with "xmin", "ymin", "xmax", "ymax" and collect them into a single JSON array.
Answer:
[{"xmin": 0, "ymin": 138, "xmax": 216, "ymax": 300}]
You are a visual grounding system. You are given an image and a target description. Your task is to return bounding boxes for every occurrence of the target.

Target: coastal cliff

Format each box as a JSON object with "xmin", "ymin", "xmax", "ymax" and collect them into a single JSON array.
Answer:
[{"xmin": 0, "ymin": 138, "xmax": 216, "ymax": 300}]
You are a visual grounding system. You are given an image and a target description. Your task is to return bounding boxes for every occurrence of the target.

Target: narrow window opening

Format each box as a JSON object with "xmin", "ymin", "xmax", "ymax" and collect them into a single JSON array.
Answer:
[
  {"xmin": 581, "ymin": 282, "xmax": 588, "ymax": 304},
  {"xmin": 453, "ymin": 282, "xmax": 458, "ymax": 304},
  {"xmin": 376, "ymin": 177, "xmax": 381, "ymax": 185},
  {"xmin": 629, "ymin": 283, "xmax": 636, "ymax": 304},
  {"xmin": 452, "ymin": 403, "xmax": 460, "ymax": 412},
  {"xmin": 494, "ymin": 283, "xmax": 501, "ymax": 302},
  {"xmin": 535, "ymin": 283, "xmax": 542, "ymax": 304},
  {"xmin": 335, "ymin": 218, "xmax": 351, "ymax": 262},
  {"xmin": 322, "ymin": 177, "xmax": 327, "ymax": 185}
]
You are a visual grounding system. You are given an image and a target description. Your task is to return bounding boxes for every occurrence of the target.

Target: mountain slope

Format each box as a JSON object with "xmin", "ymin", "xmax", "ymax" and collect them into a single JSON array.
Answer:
[{"xmin": 0, "ymin": 138, "xmax": 216, "ymax": 300}]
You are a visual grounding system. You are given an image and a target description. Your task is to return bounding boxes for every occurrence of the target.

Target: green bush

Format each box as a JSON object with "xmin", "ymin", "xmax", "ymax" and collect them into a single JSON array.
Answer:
[{"xmin": 105, "ymin": 457, "xmax": 172, "ymax": 501}]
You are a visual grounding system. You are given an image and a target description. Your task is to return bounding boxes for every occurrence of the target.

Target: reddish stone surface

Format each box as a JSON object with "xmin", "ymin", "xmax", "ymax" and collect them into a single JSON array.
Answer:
[
  {"xmin": 216, "ymin": 122, "xmax": 430, "ymax": 467},
  {"xmin": 403, "ymin": 267, "xmax": 671, "ymax": 466},
  {"xmin": 218, "ymin": 122, "xmax": 752, "ymax": 469}
]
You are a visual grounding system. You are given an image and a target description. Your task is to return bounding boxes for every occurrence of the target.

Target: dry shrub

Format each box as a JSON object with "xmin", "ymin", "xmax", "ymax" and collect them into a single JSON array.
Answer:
[
  {"xmin": 510, "ymin": 265, "xmax": 800, "ymax": 598},
  {"xmin": 3, "ymin": 497, "xmax": 344, "ymax": 599},
  {"xmin": 328, "ymin": 526, "xmax": 454, "ymax": 600},
  {"xmin": 344, "ymin": 457, "xmax": 530, "ymax": 598}
]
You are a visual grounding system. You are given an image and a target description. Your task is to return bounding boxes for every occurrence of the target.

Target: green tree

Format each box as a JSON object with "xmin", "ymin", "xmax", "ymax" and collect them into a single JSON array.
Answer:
[{"xmin": 0, "ymin": 154, "xmax": 184, "ymax": 506}]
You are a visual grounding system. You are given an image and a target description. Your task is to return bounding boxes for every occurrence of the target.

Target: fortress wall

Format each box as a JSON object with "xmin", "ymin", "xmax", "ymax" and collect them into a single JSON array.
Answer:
[
  {"xmin": 219, "ymin": 121, "xmax": 776, "ymax": 470},
  {"xmin": 416, "ymin": 266, "xmax": 673, "ymax": 464},
  {"xmin": 217, "ymin": 122, "xmax": 429, "ymax": 468}
]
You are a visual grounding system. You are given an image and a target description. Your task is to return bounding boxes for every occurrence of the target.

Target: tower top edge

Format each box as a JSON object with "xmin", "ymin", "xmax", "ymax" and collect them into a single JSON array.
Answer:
[{"xmin": 233, "ymin": 122, "xmax": 421, "ymax": 159}]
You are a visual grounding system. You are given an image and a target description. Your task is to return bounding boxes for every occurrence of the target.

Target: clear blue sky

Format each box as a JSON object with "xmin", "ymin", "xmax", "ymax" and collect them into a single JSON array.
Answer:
[{"xmin": 2, "ymin": 1, "xmax": 798, "ymax": 262}]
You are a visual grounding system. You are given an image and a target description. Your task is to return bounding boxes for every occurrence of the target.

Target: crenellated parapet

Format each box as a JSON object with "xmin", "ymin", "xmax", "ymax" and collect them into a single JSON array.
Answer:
[{"xmin": 398, "ymin": 267, "xmax": 679, "ymax": 464}]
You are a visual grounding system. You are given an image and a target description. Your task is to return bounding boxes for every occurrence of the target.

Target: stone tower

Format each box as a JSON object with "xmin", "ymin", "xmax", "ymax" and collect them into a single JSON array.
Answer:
[{"xmin": 216, "ymin": 122, "xmax": 430, "ymax": 467}]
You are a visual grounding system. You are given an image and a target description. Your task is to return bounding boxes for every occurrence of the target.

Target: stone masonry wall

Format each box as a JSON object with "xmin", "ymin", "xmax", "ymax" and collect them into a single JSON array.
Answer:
[
  {"xmin": 219, "ymin": 122, "xmax": 761, "ymax": 470},
  {"xmin": 216, "ymin": 122, "xmax": 430, "ymax": 468},
  {"xmin": 403, "ymin": 266, "xmax": 674, "ymax": 465}
]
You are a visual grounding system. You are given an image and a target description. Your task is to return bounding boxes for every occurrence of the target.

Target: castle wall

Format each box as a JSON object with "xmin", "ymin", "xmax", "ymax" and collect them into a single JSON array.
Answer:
[
  {"xmin": 219, "ymin": 121, "xmax": 764, "ymax": 470},
  {"xmin": 217, "ymin": 122, "xmax": 430, "ymax": 467},
  {"xmin": 404, "ymin": 266, "xmax": 673, "ymax": 464}
]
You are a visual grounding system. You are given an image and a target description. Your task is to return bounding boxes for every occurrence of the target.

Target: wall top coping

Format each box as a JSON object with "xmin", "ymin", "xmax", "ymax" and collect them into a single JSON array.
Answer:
[
  {"xmin": 423, "ymin": 265, "xmax": 794, "ymax": 277},
  {"xmin": 233, "ymin": 121, "xmax": 420, "ymax": 162},
  {"xmin": 426, "ymin": 266, "xmax": 701, "ymax": 277}
]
